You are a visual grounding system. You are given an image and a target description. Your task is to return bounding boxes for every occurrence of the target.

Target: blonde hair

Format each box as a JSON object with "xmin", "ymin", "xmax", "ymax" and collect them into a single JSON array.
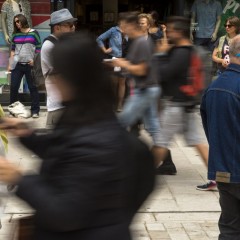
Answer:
[{"xmin": 138, "ymin": 13, "xmax": 153, "ymax": 27}]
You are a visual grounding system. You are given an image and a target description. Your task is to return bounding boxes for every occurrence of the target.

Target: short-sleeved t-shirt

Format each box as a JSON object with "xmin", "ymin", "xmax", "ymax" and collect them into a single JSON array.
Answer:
[
  {"xmin": 126, "ymin": 36, "xmax": 154, "ymax": 88},
  {"xmin": 191, "ymin": 0, "xmax": 222, "ymax": 38},
  {"xmin": 214, "ymin": 36, "xmax": 229, "ymax": 72}
]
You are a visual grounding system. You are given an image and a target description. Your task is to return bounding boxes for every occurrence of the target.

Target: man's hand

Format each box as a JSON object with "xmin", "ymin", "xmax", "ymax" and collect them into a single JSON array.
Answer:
[
  {"xmin": 111, "ymin": 58, "xmax": 129, "ymax": 69},
  {"xmin": 156, "ymin": 38, "xmax": 173, "ymax": 53},
  {"xmin": 0, "ymin": 157, "xmax": 22, "ymax": 185},
  {"xmin": 0, "ymin": 118, "xmax": 33, "ymax": 137}
]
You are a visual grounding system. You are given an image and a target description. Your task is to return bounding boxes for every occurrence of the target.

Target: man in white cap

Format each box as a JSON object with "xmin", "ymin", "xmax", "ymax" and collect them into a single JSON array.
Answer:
[{"xmin": 41, "ymin": 9, "xmax": 77, "ymax": 129}]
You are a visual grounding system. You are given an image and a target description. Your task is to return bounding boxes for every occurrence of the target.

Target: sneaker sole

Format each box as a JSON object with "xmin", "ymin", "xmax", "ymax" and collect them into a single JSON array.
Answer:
[{"xmin": 196, "ymin": 186, "xmax": 217, "ymax": 191}]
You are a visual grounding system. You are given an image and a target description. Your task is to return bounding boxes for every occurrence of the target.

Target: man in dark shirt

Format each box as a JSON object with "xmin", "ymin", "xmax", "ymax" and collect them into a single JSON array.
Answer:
[
  {"xmin": 155, "ymin": 16, "xmax": 211, "ymax": 189},
  {"xmin": 112, "ymin": 12, "xmax": 162, "ymax": 166}
]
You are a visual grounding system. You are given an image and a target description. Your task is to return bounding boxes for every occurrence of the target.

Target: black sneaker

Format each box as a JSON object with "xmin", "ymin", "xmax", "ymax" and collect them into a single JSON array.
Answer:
[
  {"xmin": 156, "ymin": 150, "xmax": 177, "ymax": 175},
  {"xmin": 196, "ymin": 181, "xmax": 217, "ymax": 191}
]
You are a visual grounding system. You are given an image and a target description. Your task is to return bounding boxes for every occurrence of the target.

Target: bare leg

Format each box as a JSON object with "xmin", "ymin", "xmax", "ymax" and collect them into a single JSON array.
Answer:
[
  {"xmin": 194, "ymin": 143, "xmax": 209, "ymax": 167},
  {"xmin": 152, "ymin": 146, "xmax": 168, "ymax": 167},
  {"xmin": 117, "ymin": 77, "xmax": 126, "ymax": 110}
]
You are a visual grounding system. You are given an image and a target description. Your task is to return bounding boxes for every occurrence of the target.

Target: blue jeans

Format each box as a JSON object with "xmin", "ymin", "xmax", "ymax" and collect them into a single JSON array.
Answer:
[
  {"xmin": 118, "ymin": 86, "xmax": 162, "ymax": 146},
  {"xmin": 10, "ymin": 63, "xmax": 40, "ymax": 114}
]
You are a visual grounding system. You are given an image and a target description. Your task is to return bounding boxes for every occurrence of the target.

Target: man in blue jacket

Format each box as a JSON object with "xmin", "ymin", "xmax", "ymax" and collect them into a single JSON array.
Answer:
[{"xmin": 201, "ymin": 35, "xmax": 240, "ymax": 239}]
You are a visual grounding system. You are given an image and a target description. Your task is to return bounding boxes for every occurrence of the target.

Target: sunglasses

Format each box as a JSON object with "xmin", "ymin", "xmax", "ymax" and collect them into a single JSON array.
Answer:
[
  {"xmin": 19, "ymin": 3, "xmax": 22, "ymax": 12},
  {"xmin": 59, "ymin": 22, "xmax": 75, "ymax": 28},
  {"xmin": 224, "ymin": 24, "xmax": 234, "ymax": 28}
]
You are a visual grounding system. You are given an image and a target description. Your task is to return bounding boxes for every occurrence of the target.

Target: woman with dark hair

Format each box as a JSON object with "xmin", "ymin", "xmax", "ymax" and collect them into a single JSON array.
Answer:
[
  {"xmin": 0, "ymin": 32, "xmax": 154, "ymax": 240},
  {"xmin": 8, "ymin": 14, "xmax": 40, "ymax": 118},
  {"xmin": 212, "ymin": 16, "xmax": 240, "ymax": 75}
]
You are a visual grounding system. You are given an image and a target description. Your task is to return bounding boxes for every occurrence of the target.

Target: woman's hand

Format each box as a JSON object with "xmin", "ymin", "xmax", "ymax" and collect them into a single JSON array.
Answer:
[
  {"xmin": 0, "ymin": 157, "xmax": 22, "ymax": 185},
  {"xmin": 0, "ymin": 118, "xmax": 33, "ymax": 137},
  {"xmin": 104, "ymin": 48, "xmax": 112, "ymax": 54},
  {"xmin": 28, "ymin": 60, "xmax": 34, "ymax": 66},
  {"xmin": 222, "ymin": 58, "xmax": 230, "ymax": 68}
]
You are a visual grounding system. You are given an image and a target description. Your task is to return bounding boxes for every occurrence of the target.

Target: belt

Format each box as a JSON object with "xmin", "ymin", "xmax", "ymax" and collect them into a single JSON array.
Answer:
[{"xmin": 18, "ymin": 62, "xmax": 29, "ymax": 65}]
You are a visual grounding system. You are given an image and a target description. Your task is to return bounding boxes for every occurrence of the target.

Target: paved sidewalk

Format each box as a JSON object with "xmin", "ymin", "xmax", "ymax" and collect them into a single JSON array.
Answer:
[{"xmin": 0, "ymin": 110, "xmax": 220, "ymax": 240}]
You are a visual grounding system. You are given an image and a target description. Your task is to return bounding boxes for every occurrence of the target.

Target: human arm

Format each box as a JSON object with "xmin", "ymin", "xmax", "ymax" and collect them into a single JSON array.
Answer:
[
  {"xmin": 112, "ymin": 58, "xmax": 148, "ymax": 76},
  {"xmin": 96, "ymin": 28, "xmax": 113, "ymax": 54},
  {"xmin": 190, "ymin": 12, "xmax": 196, "ymax": 42},
  {"xmin": 211, "ymin": 15, "xmax": 221, "ymax": 42},
  {"xmin": 1, "ymin": 11, "xmax": 10, "ymax": 44},
  {"xmin": 212, "ymin": 47, "xmax": 223, "ymax": 64},
  {"xmin": 200, "ymin": 93, "xmax": 209, "ymax": 142}
]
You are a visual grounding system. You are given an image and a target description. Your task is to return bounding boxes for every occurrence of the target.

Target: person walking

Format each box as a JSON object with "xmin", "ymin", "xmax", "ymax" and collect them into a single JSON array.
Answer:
[
  {"xmin": 154, "ymin": 16, "xmax": 209, "ymax": 181},
  {"xmin": 41, "ymin": 8, "xmax": 77, "ymax": 129},
  {"xmin": 200, "ymin": 35, "xmax": 240, "ymax": 239},
  {"xmin": 0, "ymin": 32, "xmax": 154, "ymax": 240},
  {"xmin": 112, "ymin": 12, "xmax": 163, "ymax": 166},
  {"xmin": 9, "ymin": 13, "xmax": 40, "ymax": 118}
]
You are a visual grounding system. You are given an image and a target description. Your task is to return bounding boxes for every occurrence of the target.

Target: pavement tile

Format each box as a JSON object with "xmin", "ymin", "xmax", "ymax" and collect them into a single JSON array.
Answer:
[
  {"xmin": 1, "ymin": 110, "xmax": 221, "ymax": 240},
  {"xmin": 146, "ymin": 223, "xmax": 165, "ymax": 231},
  {"xmin": 148, "ymin": 230, "xmax": 170, "ymax": 239}
]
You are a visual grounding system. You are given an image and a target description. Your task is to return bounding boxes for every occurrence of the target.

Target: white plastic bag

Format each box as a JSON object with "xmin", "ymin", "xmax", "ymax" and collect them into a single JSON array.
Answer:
[{"xmin": 9, "ymin": 54, "xmax": 19, "ymax": 70}]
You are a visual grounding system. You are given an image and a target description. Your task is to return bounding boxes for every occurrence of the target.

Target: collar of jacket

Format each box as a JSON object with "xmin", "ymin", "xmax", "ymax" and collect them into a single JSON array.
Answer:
[{"xmin": 226, "ymin": 63, "xmax": 240, "ymax": 74}]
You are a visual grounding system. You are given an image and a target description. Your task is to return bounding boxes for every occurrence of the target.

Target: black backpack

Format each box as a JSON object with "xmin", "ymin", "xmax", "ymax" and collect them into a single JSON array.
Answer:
[{"xmin": 31, "ymin": 36, "xmax": 57, "ymax": 87}]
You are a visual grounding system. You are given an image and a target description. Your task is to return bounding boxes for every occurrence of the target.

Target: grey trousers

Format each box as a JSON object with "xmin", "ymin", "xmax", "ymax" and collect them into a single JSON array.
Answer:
[{"xmin": 217, "ymin": 182, "xmax": 240, "ymax": 240}]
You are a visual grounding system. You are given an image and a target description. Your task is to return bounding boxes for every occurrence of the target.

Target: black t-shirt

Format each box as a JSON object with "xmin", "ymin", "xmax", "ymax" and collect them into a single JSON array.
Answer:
[
  {"xmin": 157, "ymin": 46, "xmax": 193, "ymax": 101},
  {"xmin": 214, "ymin": 37, "xmax": 230, "ymax": 72}
]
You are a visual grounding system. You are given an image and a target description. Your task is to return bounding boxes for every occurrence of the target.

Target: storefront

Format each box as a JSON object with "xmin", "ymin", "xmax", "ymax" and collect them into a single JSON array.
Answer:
[{"xmin": 0, "ymin": 0, "xmax": 236, "ymax": 105}]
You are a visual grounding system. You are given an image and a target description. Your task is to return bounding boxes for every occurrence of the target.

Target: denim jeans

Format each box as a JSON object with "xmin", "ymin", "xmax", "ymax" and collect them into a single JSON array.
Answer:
[
  {"xmin": 118, "ymin": 86, "xmax": 162, "ymax": 146},
  {"xmin": 217, "ymin": 182, "xmax": 240, "ymax": 240},
  {"xmin": 10, "ymin": 63, "xmax": 40, "ymax": 114}
]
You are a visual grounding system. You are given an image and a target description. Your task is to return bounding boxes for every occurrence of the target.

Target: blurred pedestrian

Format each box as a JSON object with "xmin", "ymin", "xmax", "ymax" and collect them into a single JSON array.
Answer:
[
  {"xmin": 201, "ymin": 35, "xmax": 240, "ymax": 239},
  {"xmin": 155, "ymin": 16, "xmax": 209, "ymax": 184},
  {"xmin": 112, "ymin": 12, "xmax": 163, "ymax": 166},
  {"xmin": 9, "ymin": 14, "xmax": 40, "ymax": 118},
  {"xmin": 148, "ymin": 11, "xmax": 163, "ymax": 43},
  {"xmin": 212, "ymin": 16, "xmax": 240, "ymax": 76},
  {"xmin": 41, "ymin": 9, "xmax": 77, "ymax": 129},
  {"xmin": 0, "ymin": 32, "xmax": 154, "ymax": 240}
]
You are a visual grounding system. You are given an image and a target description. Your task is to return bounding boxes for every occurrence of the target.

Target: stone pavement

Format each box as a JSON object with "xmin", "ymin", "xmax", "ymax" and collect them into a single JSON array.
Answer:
[{"xmin": 0, "ymin": 109, "xmax": 221, "ymax": 240}]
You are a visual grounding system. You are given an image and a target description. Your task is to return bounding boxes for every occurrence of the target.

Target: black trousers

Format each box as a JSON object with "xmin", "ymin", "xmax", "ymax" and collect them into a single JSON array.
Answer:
[{"xmin": 217, "ymin": 182, "xmax": 240, "ymax": 240}]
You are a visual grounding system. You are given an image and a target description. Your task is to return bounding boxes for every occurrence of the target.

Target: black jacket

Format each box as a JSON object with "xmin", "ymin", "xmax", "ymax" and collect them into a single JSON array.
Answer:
[{"xmin": 16, "ymin": 117, "xmax": 154, "ymax": 240}]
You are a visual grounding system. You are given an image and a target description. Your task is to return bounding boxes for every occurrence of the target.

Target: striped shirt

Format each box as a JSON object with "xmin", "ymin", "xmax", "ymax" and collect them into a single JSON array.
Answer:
[{"xmin": 11, "ymin": 29, "xmax": 41, "ymax": 63}]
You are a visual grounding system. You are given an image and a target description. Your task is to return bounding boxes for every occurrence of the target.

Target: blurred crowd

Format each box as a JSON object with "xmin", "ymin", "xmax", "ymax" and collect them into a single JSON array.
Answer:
[{"xmin": 0, "ymin": 2, "xmax": 240, "ymax": 239}]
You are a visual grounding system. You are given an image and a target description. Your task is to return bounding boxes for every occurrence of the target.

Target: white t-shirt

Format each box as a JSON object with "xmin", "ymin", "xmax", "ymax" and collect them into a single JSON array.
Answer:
[{"xmin": 41, "ymin": 35, "xmax": 64, "ymax": 112}]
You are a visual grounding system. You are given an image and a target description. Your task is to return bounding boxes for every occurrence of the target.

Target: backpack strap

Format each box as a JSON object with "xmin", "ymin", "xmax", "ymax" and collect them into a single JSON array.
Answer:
[{"xmin": 43, "ymin": 35, "xmax": 58, "ymax": 45}]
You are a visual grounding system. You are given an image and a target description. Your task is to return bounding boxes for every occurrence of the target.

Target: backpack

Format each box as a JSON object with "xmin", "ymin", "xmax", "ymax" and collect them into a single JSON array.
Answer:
[
  {"xmin": 31, "ymin": 36, "xmax": 57, "ymax": 87},
  {"xmin": 179, "ymin": 46, "xmax": 212, "ymax": 104}
]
